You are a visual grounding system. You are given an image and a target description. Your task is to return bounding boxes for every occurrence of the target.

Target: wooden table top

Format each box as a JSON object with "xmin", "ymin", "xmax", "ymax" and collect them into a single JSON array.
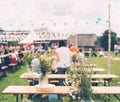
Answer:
[
  {"xmin": 84, "ymin": 68, "xmax": 105, "ymax": 72},
  {"xmin": 20, "ymin": 73, "xmax": 118, "ymax": 80},
  {"xmin": 20, "ymin": 73, "xmax": 67, "ymax": 79},
  {"xmin": 92, "ymin": 86, "xmax": 120, "ymax": 94},
  {"xmin": 2, "ymin": 86, "xmax": 120, "ymax": 95},
  {"xmin": 2, "ymin": 86, "xmax": 69, "ymax": 94},
  {"xmin": 20, "ymin": 73, "xmax": 40, "ymax": 79},
  {"xmin": 91, "ymin": 74, "xmax": 119, "ymax": 79}
]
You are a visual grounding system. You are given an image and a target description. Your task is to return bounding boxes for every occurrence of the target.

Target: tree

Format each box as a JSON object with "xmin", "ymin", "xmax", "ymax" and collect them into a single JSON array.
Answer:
[{"xmin": 100, "ymin": 29, "xmax": 117, "ymax": 51}]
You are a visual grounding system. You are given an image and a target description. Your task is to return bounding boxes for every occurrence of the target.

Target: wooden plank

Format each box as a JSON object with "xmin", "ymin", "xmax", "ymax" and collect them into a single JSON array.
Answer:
[
  {"xmin": 20, "ymin": 73, "xmax": 119, "ymax": 80},
  {"xmin": 2, "ymin": 86, "xmax": 69, "ymax": 95},
  {"xmin": 2, "ymin": 86, "xmax": 120, "ymax": 95},
  {"xmin": 1, "ymin": 66, "xmax": 8, "ymax": 70},
  {"xmin": 9, "ymin": 63, "xmax": 17, "ymax": 72},
  {"xmin": 92, "ymin": 86, "xmax": 120, "ymax": 95}
]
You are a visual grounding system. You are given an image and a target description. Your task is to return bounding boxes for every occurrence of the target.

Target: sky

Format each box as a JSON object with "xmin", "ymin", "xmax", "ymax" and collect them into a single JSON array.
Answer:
[{"xmin": 0, "ymin": 0, "xmax": 120, "ymax": 36}]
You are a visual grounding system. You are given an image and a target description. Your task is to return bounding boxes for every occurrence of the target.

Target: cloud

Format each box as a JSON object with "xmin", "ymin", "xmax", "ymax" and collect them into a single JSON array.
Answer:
[{"xmin": 0, "ymin": 0, "xmax": 120, "ymax": 36}]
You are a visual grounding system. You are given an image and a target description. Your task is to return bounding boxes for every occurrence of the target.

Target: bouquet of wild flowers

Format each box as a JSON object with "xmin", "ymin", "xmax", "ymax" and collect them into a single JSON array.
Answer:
[
  {"xmin": 66, "ymin": 62, "xmax": 93, "ymax": 102},
  {"xmin": 71, "ymin": 52, "xmax": 78, "ymax": 63},
  {"xmin": 39, "ymin": 55, "xmax": 53, "ymax": 76},
  {"xmin": 24, "ymin": 53, "xmax": 34, "ymax": 68}
]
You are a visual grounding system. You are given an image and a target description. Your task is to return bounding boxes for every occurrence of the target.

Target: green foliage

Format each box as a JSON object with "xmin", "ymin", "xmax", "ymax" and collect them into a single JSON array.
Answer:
[
  {"xmin": 79, "ymin": 67, "xmax": 92, "ymax": 100},
  {"xmin": 100, "ymin": 29, "xmax": 117, "ymax": 51},
  {"xmin": 71, "ymin": 52, "xmax": 78, "ymax": 63},
  {"xmin": 24, "ymin": 53, "xmax": 34, "ymax": 67},
  {"xmin": 8, "ymin": 41, "xmax": 18, "ymax": 46},
  {"xmin": 39, "ymin": 55, "xmax": 53, "ymax": 76},
  {"xmin": 22, "ymin": 98, "xmax": 33, "ymax": 102},
  {"xmin": 40, "ymin": 60, "xmax": 52, "ymax": 76},
  {"xmin": 67, "ymin": 61, "xmax": 93, "ymax": 101}
]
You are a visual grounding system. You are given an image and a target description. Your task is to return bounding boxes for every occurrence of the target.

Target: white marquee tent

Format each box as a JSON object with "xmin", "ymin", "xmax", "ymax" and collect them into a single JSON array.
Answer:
[{"xmin": 19, "ymin": 30, "xmax": 40, "ymax": 44}]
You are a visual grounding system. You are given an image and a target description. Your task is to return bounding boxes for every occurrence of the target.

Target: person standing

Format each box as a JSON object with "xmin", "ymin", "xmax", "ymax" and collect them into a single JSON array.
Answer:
[
  {"xmin": 78, "ymin": 49, "xmax": 84, "ymax": 63},
  {"xmin": 28, "ymin": 54, "xmax": 40, "ymax": 99},
  {"xmin": 55, "ymin": 40, "xmax": 71, "ymax": 86},
  {"xmin": 31, "ymin": 54, "xmax": 40, "ymax": 85}
]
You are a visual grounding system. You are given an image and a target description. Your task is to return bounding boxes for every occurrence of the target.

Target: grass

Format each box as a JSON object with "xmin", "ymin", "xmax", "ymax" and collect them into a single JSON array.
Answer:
[{"xmin": 0, "ymin": 53, "xmax": 120, "ymax": 102}]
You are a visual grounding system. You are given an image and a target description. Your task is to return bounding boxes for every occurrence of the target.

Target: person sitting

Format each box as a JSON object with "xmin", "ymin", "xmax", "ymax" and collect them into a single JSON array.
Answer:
[
  {"xmin": 18, "ymin": 50, "xmax": 24, "ymax": 65},
  {"xmin": 91, "ymin": 49, "xmax": 97, "ymax": 57},
  {"xmin": 98, "ymin": 49, "xmax": 104, "ymax": 57},
  {"xmin": 9, "ymin": 50, "xmax": 17, "ymax": 64}
]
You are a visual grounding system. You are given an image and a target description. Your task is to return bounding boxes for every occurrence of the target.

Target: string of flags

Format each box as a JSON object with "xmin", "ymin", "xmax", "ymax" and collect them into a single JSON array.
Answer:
[{"xmin": 8, "ymin": 18, "xmax": 110, "ymax": 27}]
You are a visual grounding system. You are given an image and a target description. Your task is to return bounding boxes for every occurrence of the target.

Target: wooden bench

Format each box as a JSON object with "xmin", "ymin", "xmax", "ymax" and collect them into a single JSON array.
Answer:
[
  {"xmin": 0, "ymin": 66, "xmax": 8, "ymax": 77},
  {"xmin": 49, "ymin": 79, "xmax": 104, "ymax": 86},
  {"xmin": 92, "ymin": 80, "xmax": 104, "ymax": 86},
  {"xmin": 2, "ymin": 86, "xmax": 120, "ymax": 102},
  {"xmin": 0, "ymin": 71, "xmax": 6, "ymax": 77},
  {"xmin": 8, "ymin": 63, "xmax": 17, "ymax": 72},
  {"xmin": 49, "ymin": 79, "xmax": 59, "ymax": 84}
]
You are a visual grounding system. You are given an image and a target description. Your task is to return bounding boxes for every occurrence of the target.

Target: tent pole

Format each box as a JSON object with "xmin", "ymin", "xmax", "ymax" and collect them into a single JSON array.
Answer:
[{"xmin": 108, "ymin": 0, "xmax": 111, "ymax": 74}]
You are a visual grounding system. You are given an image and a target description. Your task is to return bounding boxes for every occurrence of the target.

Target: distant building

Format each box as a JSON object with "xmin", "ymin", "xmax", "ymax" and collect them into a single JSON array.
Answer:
[
  {"xmin": 0, "ymin": 30, "xmax": 29, "ymax": 42},
  {"xmin": 68, "ymin": 34, "xmax": 97, "ymax": 50}
]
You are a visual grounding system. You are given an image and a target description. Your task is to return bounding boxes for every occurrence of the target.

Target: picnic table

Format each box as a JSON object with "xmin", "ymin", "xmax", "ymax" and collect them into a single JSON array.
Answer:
[
  {"xmin": 92, "ymin": 74, "xmax": 119, "ymax": 86},
  {"xmin": 20, "ymin": 73, "xmax": 118, "ymax": 86},
  {"xmin": 20, "ymin": 68, "xmax": 105, "ymax": 79},
  {"xmin": 2, "ymin": 86, "xmax": 120, "ymax": 102}
]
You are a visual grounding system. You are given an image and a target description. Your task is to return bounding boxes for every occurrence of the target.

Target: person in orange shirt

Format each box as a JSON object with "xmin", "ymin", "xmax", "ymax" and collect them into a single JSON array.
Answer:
[{"xmin": 69, "ymin": 45, "xmax": 78, "ymax": 52}]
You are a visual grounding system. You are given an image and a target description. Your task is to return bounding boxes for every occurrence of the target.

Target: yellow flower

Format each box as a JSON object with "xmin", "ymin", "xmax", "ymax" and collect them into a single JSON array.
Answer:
[
  {"xmin": 39, "ymin": 55, "xmax": 46, "ymax": 60},
  {"xmin": 41, "ymin": 94, "xmax": 47, "ymax": 98}
]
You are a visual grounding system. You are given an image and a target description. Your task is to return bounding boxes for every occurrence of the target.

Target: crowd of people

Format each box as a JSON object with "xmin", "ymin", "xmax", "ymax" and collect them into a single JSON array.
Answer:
[
  {"xmin": 0, "ymin": 41, "xmax": 106, "ymax": 75},
  {"xmin": 0, "ymin": 44, "xmax": 24, "ymax": 71}
]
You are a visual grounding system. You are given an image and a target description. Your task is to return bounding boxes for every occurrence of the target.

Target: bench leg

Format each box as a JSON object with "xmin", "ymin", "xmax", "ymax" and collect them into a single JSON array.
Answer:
[
  {"xmin": 21, "ymin": 94, "xmax": 23, "ymax": 101},
  {"xmin": 114, "ymin": 95, "xmax": 120, "ymax": 101},
  {"xmin": 9, "ymin": 66, "xmax": 16, "ymax": 72},
  {"xmin": 15, "ymin": 94, "xmax": 19, "ymax": 102},
  {"xmin": 0, "ymin": 71, "xmax": 6, "ymax": 77}
]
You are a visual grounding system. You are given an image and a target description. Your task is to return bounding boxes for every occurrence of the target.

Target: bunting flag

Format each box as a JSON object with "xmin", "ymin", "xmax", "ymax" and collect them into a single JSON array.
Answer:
[
  {"xmin": 97, "ymin": 17, "xmax": 101, "ymax": 21},
  {"xmin": 64, "ymin": 22, "xmax": 67, "ymax": 26},
  {"xmin": 42, "ymin": 23, "xmax": 45, "ymax": 26},
  {"xmin": 9, "ymin": 24, "xmax": 12, "ymax": 27},
  {"xmin": 85, "ymin": 21, "xmax": 88, "ymax": 24},
  {"xmin": 31, "ymin": 23, "xmax": 34, "ymax": 27},
  {"xmin": 96, "ymin": 21, "xmax": 99, "ymax": 24},
  {"xmin": 53, "ymin": 22, "xmax": 57, "ymax": 26},
  {"xmin": 21, "ymin": 24, "xmax": 23, "ymax": 26},
  {"xmin": 106, "ymin": 20, "xmax": 110, "ymax": 23}
]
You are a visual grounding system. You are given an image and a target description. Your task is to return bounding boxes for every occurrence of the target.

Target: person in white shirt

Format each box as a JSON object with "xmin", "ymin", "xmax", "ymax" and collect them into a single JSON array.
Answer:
[
  {"xmin": 31, "ymin": 44, "xmax": 35, "ymax": 54},
  {"xmin": 78, "ymin": 49, "xmax": 84, "ymax": 63},
  {"xmin": 31, "ymin": 54, "xmax": 40, "ymax": 84},
  {"xmin": 55, "ymin": 40, "xmax": 71, "ymax": 86},
  {"xmin": 99, "ymin": 49, "xmax": 104, "ymax": 57}
]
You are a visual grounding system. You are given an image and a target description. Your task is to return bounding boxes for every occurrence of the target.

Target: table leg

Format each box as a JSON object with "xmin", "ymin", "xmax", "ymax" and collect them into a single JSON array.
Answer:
[
  {"xmin": 21, "ymin": 94, "xmax": 23, "ymax": 101},
  {"xmin": 104, "ymin": 95, "xmax": 110, "ymax": 102},
  {"xmin": 104, "ymin": 79, "xmax": 111, "ymax": 86},
  {"xmin": 104, "ymin": 79, "xmax": 107, "ymax": 86},
  {"xmin": 107, "ymin": 79, "xmax": 112, "ymax": 86},
  {"xmin": 15, "ymin": 94, "xmax": 19, "ymax": 102},
  {"xmin": 108, "ymin": 95, "xmax": 110, "ymax": 102}
]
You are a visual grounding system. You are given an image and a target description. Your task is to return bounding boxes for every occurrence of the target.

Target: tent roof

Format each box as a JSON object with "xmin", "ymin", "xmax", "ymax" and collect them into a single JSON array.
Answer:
[{"xmin": 19, "ymin": 30, "xmax": 40, "ymax": 44}]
